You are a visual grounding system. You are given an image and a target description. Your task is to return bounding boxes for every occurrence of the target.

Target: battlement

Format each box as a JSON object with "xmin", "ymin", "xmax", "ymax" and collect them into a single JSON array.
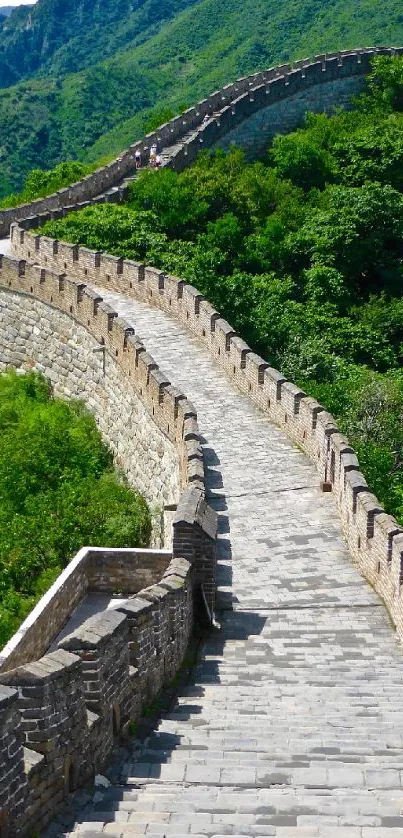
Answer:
[
  {"xmin": 0, "ymin": 547, "xmax": 173, "ymax": 673},
  {"xmin": 2, "ymin": 49, "xmax": 403, "ymax": 834},
  {"xmin": 0, "ymin": 255, "xmax": 218, "ymax": 835},
  {"xmin": 0, "ymin": 553, "xmax": 194, "ymax": 835},
  {"xmin": 11, "ymin": 222, "xmax": 403, "ymax": 652},
  {"xmin": 1, "ymin": 47, "xmax": 402, "ymax": 237},
  {"xmin": 0, "ymin": 251, "xmax": 218, "ymax": 608}
]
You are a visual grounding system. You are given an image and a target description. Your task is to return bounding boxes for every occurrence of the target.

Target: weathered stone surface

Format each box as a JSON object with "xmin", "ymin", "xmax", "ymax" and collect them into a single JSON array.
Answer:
[
  {"xmin": 0, "ymin": 290, "xmax": 180, "ymax": 545},
  {"xmin": 52, "ymin": 279, "xmax": 403, "ymax": 837}
]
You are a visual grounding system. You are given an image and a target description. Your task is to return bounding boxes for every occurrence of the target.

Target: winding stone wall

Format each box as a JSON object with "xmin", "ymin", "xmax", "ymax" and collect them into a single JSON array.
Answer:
[
  {"xmin": 0, "ymin": 289, "xmax": 180, "ymax": 545},
  {"xmin": 2, "ymin": 48, "xmax": 403, "ymax": 835},
  {"xmin": 0, "ymin": 256, "xmax": 217, "ymax": 836},
  {"xmin": 0, "ymin": 253, "xmax": 217, "ymax": 605},
  {"xmin": 1, "ymin": 47, "xmax": 403, "ymax": 236},
  {"xmin": 13, "ymin": 222, "xmax": 403, "ymax": 647},
  {"xmin": 214, "ymin": 76, "xmax": 364, "ymax": 157}
]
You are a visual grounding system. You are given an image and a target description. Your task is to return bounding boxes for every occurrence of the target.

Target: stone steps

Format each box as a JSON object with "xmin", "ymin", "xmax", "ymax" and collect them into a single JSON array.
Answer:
[
  {"xmin": 64, "ymin": 781, "xmax": 403, "ymax": 836},
  {"xmin": 114, "ymin": 128, "xmax": 199, "ymax": 194}
]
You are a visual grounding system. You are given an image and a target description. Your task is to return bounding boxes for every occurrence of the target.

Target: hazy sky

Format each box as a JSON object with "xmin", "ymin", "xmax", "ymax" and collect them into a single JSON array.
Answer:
[{"xmin": 0, "ymin": 1, "xmax": 36, "ymax": 5}]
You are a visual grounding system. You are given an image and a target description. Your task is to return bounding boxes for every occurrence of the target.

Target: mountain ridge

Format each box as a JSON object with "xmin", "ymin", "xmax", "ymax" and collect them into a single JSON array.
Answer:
[
  {"xmin": 1, "ymin": 0, "xmax": 403, "ymax": 196},
  {"xmin": 0, "ymin": 7, "xmax": 22, "ymax": 17}
]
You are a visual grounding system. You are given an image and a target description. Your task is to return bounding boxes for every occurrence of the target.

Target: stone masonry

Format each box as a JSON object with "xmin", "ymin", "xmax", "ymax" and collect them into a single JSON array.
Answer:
[
  {"xmin": 0, "ymin": 290, "xmax": 180, "ymax": 545},
  {"xmin": 0, "ymin": 48, "xmax": 402, "ymax": 237},
  {"xmin": 2, "ymin": 48, "xmax": 403, "ymax": 836},
  {"xmin": 45, "ymin": 281, "xmax": 403, "ymax": 837}
]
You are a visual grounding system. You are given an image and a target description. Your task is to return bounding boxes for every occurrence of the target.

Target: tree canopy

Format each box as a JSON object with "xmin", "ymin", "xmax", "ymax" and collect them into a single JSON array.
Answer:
[
  {"xmin": 0, "ymin": 371, "xmax": 151, "ymax": 647},
  {"xmin": 40, "ymin": 56, "xmax": 403, "ymax": 530}
]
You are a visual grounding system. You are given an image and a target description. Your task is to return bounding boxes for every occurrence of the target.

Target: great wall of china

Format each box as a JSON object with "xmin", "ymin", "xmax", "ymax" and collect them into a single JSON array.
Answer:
[{"xmin": 1, "ymin": 48, "xmax": 403, "ymax": 836}]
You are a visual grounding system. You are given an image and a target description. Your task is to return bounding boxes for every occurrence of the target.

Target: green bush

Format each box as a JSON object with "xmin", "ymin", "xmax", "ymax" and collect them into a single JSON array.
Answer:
[
  {"xmin": 0, "ymin": 160, "xmax": 96, "ymax": 209},
  {"xmin": 0, "ymin": 371, "xmax": 151, "ymax": 647}
]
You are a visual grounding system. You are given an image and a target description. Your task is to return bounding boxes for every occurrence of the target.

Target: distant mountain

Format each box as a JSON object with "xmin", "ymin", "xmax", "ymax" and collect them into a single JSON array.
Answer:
[
  {"xmin": 1, "ymin": 0, "xmax": 403, "ymax": 197},
  {"xmin": 0, "ymin": 0, "xmax": 197, "ymax": 88},
  {"xmin": 0, "ymin": 6, "xmax": 22, "ymax": 16}
]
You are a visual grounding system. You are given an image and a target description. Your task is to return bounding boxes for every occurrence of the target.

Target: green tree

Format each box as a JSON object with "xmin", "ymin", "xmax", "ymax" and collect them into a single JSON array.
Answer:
[{"xmin": 0, "ymin": 371, "xmax": 151, "ymax": 646}]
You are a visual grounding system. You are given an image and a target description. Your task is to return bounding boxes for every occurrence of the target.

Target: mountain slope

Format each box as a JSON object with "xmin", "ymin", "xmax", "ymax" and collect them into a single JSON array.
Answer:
[
  {"xmin": 1, "ymin": 0, "xmax": 403, "ymax": 196},
  {"xmin": 0, "ymin": 0, "xmax": 199, "ymax": 87},
  {"xmin": 0, "ymin": 7, "xmax": 23, "ymax": 18}
]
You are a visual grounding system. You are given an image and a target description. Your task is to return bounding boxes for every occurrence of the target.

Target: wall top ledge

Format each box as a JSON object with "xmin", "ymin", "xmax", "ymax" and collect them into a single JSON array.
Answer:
[
  {"xmin": 60, "ymin": 610, "xmax": 127, "ymax": 651},
  {"xmin": 0, "ymin": 649, "xmax": 79, "ymax": 686}
]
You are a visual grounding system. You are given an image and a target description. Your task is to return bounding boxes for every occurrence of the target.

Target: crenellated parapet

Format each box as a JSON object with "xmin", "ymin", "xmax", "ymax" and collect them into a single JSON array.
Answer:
[
  {"xmin": 0, "ymin": 248, "xmax": 218, "ymax": 605},
  {"xmin": 3, "ymin": 50, "xmax": 403, "ymax": 834},
  {"xmin": 1, "ymin": 47, "xmax": 403, "ymax": 237},
  {"xmin": 0, "ymin": 555, "xmax": 195, "ymax": 835},
  {"xmin": 11, "ymin": 220, "xmax": 403, "ymax": 651},
  {"xmin": 0, "ymin": 248, "xmax": 218, "ymax": 834}
]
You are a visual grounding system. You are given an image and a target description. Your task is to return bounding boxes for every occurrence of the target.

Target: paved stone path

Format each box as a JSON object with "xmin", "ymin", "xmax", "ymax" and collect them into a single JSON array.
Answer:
[{"xmin": 48, "ymin": 289, "xmax": 403, "ymax": 836}]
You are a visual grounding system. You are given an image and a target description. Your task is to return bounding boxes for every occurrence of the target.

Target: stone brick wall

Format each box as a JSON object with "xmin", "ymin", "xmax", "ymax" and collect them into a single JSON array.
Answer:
[
  {"xmin": 0, "ymin": 554, "xmax": 195, "ymax": 835},
  {"xmin": 3, "ymin": 48, "xmax": 403, "ymax": 833},
  {"xmin": 0, "ymin": 252, "xmax": 218, "ymax": 585},
  {"xmin": 1, "ymin": 47, "xmax": 402, "ymax": 237},
  {"xmin": 14, "ymin": 222, "xmax": 403, "ymax": 644},
  {"xmin": 0, "ymin": 286, "xmax": 180, "ymax": 546},
  {"xmin": 0, "ymin": 253, "xmax": 218, "ymax": 833},
  {"xmin": 214, "ymin": 75, "xmax": 365, "ymax": 158}
]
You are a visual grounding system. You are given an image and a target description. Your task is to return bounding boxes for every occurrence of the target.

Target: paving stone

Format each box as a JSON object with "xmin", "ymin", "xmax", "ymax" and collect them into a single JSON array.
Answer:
[{"xmin": 44, "ymin": 284, "xmax": 403, "ymax": 837}]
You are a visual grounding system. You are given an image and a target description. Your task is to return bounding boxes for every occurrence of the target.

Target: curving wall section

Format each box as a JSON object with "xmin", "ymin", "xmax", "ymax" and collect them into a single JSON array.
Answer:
[
  {"xmin": 1, "ymin": 47, "xmax": 403, "ymax": 237},
  {"xmin": 0, "ymin": 252, "xmax": 217, "ymax": 835},
  {"xmin": 2, "ymin": 48, "xmax": 403, "ymax": 834},
  {"xmin": 0, "ymin": 251, "xmax": 217, "ymax": 607},
  {"xmin": 11, "ymin": 221, "xmax": 403, "ymax": 647},
  {"xmin": 0, "ymin": 289, "xmax": 181, "ymax": 545}
]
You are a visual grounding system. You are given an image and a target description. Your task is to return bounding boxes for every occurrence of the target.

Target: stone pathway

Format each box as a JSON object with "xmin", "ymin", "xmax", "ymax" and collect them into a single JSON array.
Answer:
[{"xmin": 48, "ymin": 289, "xmax": 403, "ymax": 836}]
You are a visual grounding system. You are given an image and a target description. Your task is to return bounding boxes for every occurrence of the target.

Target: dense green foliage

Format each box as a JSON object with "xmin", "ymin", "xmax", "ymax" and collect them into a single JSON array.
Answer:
[
  {"xmin": 0, "ymin": 160, "xmax": 98, "ymax": 208},
  {"xmin": 1, "ymin": 0, "xmax": 403, "ymax": 193},
  {"xmin": 0, "ymin": 371, "xmax": 151, "ymax": 646},
  {"xmin": 41, "ymin": 57, "xmax": 403, "ymax": 527}
]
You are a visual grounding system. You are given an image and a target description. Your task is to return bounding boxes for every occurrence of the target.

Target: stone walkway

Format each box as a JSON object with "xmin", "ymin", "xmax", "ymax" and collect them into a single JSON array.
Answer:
[{"xmin": 49, "ymin": 289, "xmax": 403, "ymax": 836}]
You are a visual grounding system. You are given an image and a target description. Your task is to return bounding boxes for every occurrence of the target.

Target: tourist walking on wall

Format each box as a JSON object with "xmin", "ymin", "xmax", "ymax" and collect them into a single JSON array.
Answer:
[
  {"xmin": 135, "ymin": 149, "xmax": 142, "ymax": 169},
  {"xmin": 149, "ymin": 143, "xmax": 158, "ymax": 166}
]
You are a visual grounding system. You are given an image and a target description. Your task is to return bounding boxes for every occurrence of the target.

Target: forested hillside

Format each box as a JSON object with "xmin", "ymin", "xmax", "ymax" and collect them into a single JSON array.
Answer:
[
  {"xmin": 0, "ymin": 7, "xmax": 19, "ymax": 19},
  {"xmin": 1, "ymin": 0, "xmax": 403, "ymax": 196},
  {"xmin": 40, "ymin": 57, "xmax": 403, "ymax": 529},
  {"xmin": 0, "ymin": 371, "xmax": 151, "ymax": 645}
]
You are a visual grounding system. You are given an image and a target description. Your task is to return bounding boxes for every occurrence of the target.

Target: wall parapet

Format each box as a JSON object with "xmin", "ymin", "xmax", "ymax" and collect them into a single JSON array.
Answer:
[
  {"xmin": 0, "ymin": 249, "xmax": 218, "ymax": 600},
  {"xmin": 2, "ymin": 48, "xmax": 403, "ymax": 833},
  {"xmin": 12, "ymin": 221, "xmax": 403, "ymax": 648},
  {"xmin": 0, "ymin": 554, "xmax": 194, "ymax": 835},
  {"xmin": 0, "ymin": 547, "xmax": 172, "ymax": 674},
  {"xmin": 1, "ymin": 47, "xmax": 402, "ymax": 236},
  {"xmin": 0, "ymin": 250, "xmax": 218, "ymax": 833}
]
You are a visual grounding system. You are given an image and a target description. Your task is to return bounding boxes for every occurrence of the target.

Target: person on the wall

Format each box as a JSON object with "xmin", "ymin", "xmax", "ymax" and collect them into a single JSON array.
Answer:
[
  {"xmin": 135, "ymin": 149, "xmax": 142, "ymax": 169},
  {"xmin": 149, "ymin": 143, "xmax": 158, "ymax": 167},
  {"xmin": 155, "ymin": 154, "xmax": 162, "ymax": 168}
]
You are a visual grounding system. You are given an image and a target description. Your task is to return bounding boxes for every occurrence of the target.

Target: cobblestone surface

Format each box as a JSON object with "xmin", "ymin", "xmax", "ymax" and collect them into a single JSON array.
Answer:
[{"xmin": 50, "ymin": 289, "xmax": 403, "ymax": 836}]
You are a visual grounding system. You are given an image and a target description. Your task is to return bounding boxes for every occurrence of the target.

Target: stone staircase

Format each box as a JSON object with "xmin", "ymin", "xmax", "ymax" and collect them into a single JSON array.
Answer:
[
  {"xmin": 104, "ymin": 128, "xmax": 201, "ymax": 199},
  {"xmin": 41, "ymin": 288, "xmax": 403, "ymax": 837}
]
